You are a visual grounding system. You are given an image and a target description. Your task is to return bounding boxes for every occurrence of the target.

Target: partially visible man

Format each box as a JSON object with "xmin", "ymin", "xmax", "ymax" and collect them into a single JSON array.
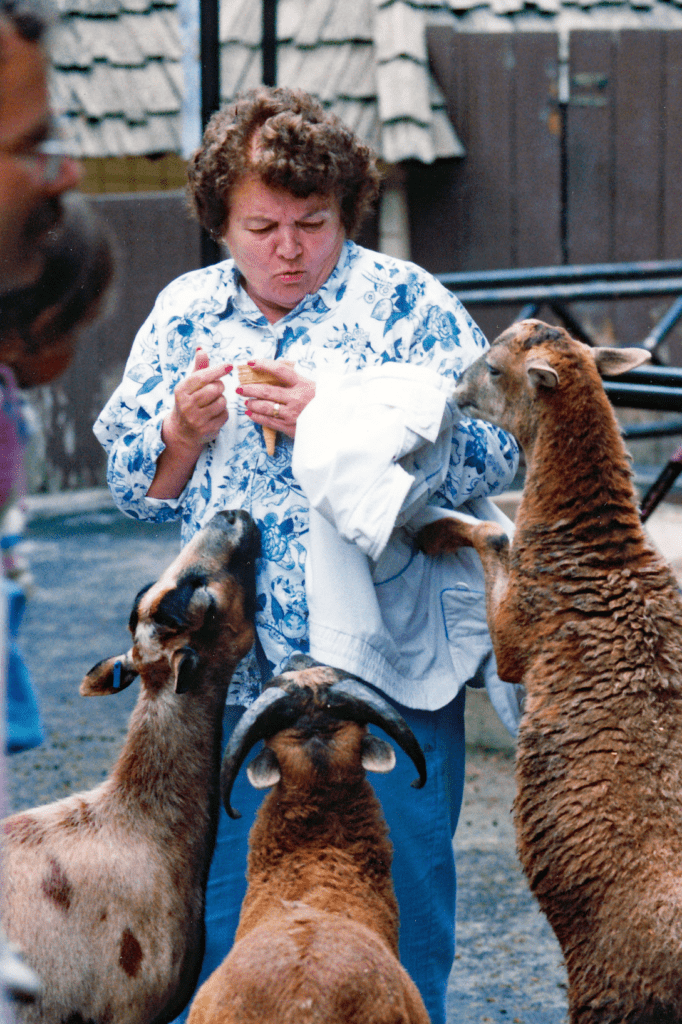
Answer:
[
  {"xmin": 0, "ymin": 0, "xmax": 81, "ymax": 294},
  {"xmin": 0, "ymin": 2, "xmax": 82, "ymax": 1015}
]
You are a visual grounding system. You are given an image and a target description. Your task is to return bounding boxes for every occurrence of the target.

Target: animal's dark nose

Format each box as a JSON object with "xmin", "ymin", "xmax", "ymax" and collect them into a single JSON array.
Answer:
[
  {"xmin": 209, "ymin": 510, "xmax": 261, "ymax": 561},
  {"xmin": 214, "ymin": 509, "xmax": 250, "ymax": 528},
  {"xmin": 213, "ymin": 509, "xmax": 251, "ymax": 531}
]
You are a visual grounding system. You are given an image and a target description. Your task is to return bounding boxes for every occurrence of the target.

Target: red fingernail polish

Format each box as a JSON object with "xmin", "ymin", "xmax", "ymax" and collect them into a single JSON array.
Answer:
[
  {"xmin": 236, "ymin": 387, "xmax": 244, "ymax": 395},
  {"xmin": 225, "ymin": 364, "xmax": 233, "ymax": 373},
  {"xmin": 247, "ymin": 361, "xmax": 256, "ymax": 367},
  {"xmin": 245, "ymin": 409, "xmax": 252, "ymax": 417}
]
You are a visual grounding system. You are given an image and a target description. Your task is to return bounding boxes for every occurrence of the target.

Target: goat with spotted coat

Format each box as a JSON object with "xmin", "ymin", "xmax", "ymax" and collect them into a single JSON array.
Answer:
[{"xmin": 1, "ymin": 509, "xmax": 259, "ymax": 1024}]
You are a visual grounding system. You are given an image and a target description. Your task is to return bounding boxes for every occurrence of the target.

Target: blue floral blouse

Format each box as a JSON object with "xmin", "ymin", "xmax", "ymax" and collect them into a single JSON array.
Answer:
[{"xmin": 94, "ymin": 241, "xmax": 519, "ymax": 705}]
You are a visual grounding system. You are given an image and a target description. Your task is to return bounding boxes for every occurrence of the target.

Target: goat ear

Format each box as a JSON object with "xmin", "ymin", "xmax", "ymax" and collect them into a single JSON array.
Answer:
[
  {"xmin": 361, "ymin": 734, "xmax": 396, "ymax": 774},
  {"xmin": 526, "ymin": 357, "xmax": 559, "ymax": 390},
  {"xmin": 80, "ymin": 652, "xmax": 137, "ymax": 696},
  {"xmin": 172, "ymin": 646, "xmax": 201, "ymax": 694},
  {"xmin": 246, "ymin": 747, "xmax": 281, "ymax": 789},
  {"xmin": 592, "ymin": 346, "xmax": 651, "ymax": 377}
]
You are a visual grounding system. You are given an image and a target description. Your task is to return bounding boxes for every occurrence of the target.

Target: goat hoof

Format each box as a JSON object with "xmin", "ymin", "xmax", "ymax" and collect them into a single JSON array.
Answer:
[
  {"xmin": 485, "ymin": 529, "xmax": 510, "ymax": 553},
  {"xmin": 417, "ymin": 519, "xmax": 472, "ymax": 555}
]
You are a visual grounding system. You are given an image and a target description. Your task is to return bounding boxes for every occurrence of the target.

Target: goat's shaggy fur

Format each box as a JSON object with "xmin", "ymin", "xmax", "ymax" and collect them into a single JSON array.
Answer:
[
  {"xmin": 418, "ymin": 320, "xmax": 682, "ymax": 1024},
  {"xmin": 187, "ymin": 659, "xmax": 431, "ymax": 1024},
  {"xmin": 1, "ymin": 509, "xmax": 259, "ymax": 1024}
]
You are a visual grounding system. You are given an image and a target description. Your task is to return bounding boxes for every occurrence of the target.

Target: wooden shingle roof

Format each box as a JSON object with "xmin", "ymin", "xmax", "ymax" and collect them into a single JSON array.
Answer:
[
  {"xmin": 434, "ymin": 0, "xmax": 682, "ymax": 29},
  {"xmin": 50, "ymin": 0, "xmax": 682, "ymax": 161},
  {"xmin": 50, "ymin": 0, "xmax": 465, "ymax": 163},
  {"xmin": 51, "ymin": 0, "xmax": 183, "ymax": 158},
  {"xmin": 220, "ymin": 0, "xmax": 466, "ymax": 164}
]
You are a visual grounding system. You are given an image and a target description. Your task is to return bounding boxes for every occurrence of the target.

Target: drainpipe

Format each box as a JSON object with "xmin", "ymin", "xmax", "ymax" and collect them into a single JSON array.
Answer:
[
  {"xmin": 200, "ymin": 0, "xmax": 222, "ymax": 266},
  {"xmin": 262, "ymin": 0, "xmax": 277, "ymax": 86}
]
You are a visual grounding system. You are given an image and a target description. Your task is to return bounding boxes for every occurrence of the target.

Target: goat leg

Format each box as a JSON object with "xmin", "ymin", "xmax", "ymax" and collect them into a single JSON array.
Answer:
[
  {"xmin": 418, "ymin": 516, "xmax": 510, "ymax": 576},
  {"xmin": 418, "ymin": 518, "xmax": 525, "ymax": 683}
]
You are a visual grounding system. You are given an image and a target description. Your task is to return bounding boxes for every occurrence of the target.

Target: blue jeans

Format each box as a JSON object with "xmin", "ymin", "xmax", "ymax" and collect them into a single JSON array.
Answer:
[{"xmin": 175, "ymin": 687, "xmax": 466, "ymax": 1024}]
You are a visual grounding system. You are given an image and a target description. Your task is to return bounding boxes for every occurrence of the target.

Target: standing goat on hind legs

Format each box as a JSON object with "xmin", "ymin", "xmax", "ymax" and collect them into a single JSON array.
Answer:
[
  {"xmin": 418, "ymin": 320, "xmax": 682, "ymax": 1024},
  {"xmin": 187, "ymin": 657, "xmax": 431, "ymax": 1024},
  {"xmin": 1, "ymin": 508, "xmax": 259, "ymax": 1024}
]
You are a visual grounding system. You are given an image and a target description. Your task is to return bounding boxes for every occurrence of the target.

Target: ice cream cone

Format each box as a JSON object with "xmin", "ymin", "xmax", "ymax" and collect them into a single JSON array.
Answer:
[{"xmin": 238, "ymin": 362, "xmax": 293, "ymax": 455}]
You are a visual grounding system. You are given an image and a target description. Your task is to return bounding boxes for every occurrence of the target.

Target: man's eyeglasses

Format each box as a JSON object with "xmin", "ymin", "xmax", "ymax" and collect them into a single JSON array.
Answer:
[{"xmin": 0, "ymin": 140, "xmax": 69, "ymax": 184}]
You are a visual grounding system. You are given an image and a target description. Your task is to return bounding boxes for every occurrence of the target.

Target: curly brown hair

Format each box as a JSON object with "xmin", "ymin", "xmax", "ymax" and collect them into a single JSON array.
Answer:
[{"xmin": 187, "ymin": 87, "xmax": 382, "ymax": 241}]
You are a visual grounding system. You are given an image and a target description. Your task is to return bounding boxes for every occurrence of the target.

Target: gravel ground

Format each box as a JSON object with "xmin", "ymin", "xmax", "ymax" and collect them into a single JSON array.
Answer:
[
  {"xmin": 6, "ymin": 509, "xmax": 183, "ymax": 810},
  {"xmin": 4, "ymin": 503, "xmax": 572, "ymax": 1022},
  {"xmin": 452, "ymin": 749, "xmax": 569, "ymax": 1024}
]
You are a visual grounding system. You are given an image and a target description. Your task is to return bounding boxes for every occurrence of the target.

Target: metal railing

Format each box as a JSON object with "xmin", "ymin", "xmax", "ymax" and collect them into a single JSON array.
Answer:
[{"xmin": 437, "ymin": 259, "xmax": 682, "ymax": 519}]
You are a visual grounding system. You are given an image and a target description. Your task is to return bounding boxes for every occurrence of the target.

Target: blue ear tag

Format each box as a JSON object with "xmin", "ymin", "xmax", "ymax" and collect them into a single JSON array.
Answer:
[{"xmin": 112, "ymin": 660, "xmax": 122, "ymax": 690}]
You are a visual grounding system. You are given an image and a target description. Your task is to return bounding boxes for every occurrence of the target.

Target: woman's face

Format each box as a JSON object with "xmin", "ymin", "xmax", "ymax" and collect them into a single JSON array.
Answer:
[{"xmin": 222, "ymin": 175, "xmax": 345, "ymax": 324}]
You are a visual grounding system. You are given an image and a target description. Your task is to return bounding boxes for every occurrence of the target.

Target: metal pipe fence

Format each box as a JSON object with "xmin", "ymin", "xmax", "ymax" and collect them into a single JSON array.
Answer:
[{"xmin": 438, "ymin": 260, "xmax": 682, "ymax": 519}]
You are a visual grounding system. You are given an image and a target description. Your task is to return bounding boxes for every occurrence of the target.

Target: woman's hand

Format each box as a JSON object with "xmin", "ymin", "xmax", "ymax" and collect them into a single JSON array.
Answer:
[
  {"xmin": 167, "ymin": 347, "xmax": 232, "ymax": 449},
  {"xmin": 237, "ymin": 359, "xmax": 316, "ymax": 439},
  {"xmin": 147, "ymin": 347, "xmax": 231, "ymax": 499}
]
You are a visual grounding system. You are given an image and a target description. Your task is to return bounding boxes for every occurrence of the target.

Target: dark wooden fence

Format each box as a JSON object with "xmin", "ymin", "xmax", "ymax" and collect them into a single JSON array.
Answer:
[{"xmin": 413, "ymin": 28, "xmax": 682, "ymax": 357}]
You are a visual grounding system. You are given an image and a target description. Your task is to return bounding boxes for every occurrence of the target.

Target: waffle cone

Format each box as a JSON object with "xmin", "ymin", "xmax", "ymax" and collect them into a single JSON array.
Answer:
[{"xmin": 238, "ymin": 362, "xmax": 294, "ymax": 455}]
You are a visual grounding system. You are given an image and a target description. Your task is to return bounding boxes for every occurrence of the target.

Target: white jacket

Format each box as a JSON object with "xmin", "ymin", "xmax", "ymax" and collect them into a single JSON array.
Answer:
[{"xmin": 292, "ymin": 364, "xmax": 524, "ymax": 734}]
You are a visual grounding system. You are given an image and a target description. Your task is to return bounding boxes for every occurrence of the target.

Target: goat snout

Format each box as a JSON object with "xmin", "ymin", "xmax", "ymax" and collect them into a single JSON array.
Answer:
[{"xmin": 203, "ymin": 509, "xmax": 261, "ymax": 562}]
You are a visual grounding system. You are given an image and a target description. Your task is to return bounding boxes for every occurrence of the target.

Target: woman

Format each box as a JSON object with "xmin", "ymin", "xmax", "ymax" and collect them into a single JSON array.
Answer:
[{"xmin": 94, "ymin": 87, "xmax": 519, "ymax": 1024}]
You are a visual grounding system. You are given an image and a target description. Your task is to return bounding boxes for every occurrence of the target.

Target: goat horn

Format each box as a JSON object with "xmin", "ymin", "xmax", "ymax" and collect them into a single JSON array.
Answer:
[
  {"xmin": 220, "ymin": 687, "xmax": 304, "ymax": 819},
  {"xmin": 325, "ymin": 679, "xmax": 427, "ymax": 789}
]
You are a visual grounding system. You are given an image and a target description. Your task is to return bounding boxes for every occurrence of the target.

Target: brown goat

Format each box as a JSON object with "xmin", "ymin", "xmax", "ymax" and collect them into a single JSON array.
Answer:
[
  {"xmin": 1, "ymin": 509, "xmax": 260, "ymax": 1024},
  {"xmin": 187, "ymin": 657, "xmax": 431, "ymax": 1024},
  {"xmin": 418, "ymin": 320, "xmax": 682, "ymax": 1024}
]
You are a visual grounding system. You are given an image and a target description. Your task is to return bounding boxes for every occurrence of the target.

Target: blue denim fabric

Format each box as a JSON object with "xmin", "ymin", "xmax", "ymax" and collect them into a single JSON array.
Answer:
[
  {"xmin": 175, "ymin": 688, "xmax": 466, "ymax": 1024},
  {"xmin": 4, "ymin": 578, "xmax": 43, "ymax": 754}
]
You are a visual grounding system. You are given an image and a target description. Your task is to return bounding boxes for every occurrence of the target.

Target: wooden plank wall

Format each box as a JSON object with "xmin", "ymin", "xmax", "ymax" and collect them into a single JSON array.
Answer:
[
  {"xmin": 28, "ymin": 192, "xmax": 202, "ymax": 491},
  {"xmin": 418, "ymin": 27, "xmax": 682, "ymax": 355},
  {"xmin": 79, "ymin": 155, "xmax": 189, "ymax": 195}
]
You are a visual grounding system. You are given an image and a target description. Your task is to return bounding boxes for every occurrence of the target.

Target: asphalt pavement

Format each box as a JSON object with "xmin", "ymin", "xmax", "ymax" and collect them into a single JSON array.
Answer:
[{"xmin": 7, "ymin": 491, "xmax": 681, "ymax": 1024}]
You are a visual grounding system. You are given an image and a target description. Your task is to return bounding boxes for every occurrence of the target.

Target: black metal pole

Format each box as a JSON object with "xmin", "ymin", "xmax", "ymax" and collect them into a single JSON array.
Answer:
[
  {"xmin": 639, "ymin": 444, "xmax": 682, "ymax": 521},
  {"xmin": 641, "ymin": 294, "xmax": 682, "ymax": 363},
  {"xmin": 262, "ymin": 0, "xmax": 277, "ymax": 86},
  {"xmin": 200, "ymin": 0, "xmax": 222, "ymax": 267},
  {"xmin": 200, "ymin": 0, "xmax": 220, "ymax": 130}
]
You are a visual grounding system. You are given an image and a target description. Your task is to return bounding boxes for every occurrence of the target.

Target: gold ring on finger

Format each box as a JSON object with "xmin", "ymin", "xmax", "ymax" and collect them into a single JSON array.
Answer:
[{"xmin": 272, "ymin": 402, "xmax": 280, "ymax": 418}]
